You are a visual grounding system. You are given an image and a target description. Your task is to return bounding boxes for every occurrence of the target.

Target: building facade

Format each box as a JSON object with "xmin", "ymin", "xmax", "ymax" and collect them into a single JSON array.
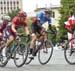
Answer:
[{"xmin": 0, "ymin": 0, "xmax": 22, "ymax": 15}]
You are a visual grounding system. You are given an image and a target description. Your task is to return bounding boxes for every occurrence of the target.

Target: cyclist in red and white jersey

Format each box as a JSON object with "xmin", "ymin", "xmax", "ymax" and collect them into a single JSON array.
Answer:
[
  {"xmin": 0, "ymin": 15, "xmax": 11, "ymax": 50},
  {"xmin": 3, "ymin": 11, "xmax": 30, "ymax": 56}
]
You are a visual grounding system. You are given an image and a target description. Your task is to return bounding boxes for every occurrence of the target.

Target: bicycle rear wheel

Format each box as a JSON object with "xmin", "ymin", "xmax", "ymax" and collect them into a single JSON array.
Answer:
[
  {"xmin": 64, "ymin": 38, "xmax": 75, "ymax": 65},
  {"xmin": 38, "ymin": 40, "xmax": 53, "ymax": 65},
  {"xmin": 25, "ymin": 42, "xmax": 32, "ymax": 65},
  {"xmin": 14, "ymin": 43, "xmax": 28, "ymax": 67}
]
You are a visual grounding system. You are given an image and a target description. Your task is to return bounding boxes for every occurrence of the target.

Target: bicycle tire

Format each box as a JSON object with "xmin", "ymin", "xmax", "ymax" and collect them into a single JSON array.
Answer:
[
  {"xmin": 25, "ymin": 42, "xmax": 32, "ymax": 65},
  {"xmin": 14, "ymin": 43, "xmax": 28, "ymax": 67},
  {"xmin": 64, "ymin": 38, "xmax": 75, "ymax": 65},
  {"xmin": 38, "ymin": 40, "xmax": 53, "ymax": 65},
  {"xmin": 0, "ymin": 47, "xmax": 10, "ymax": 67}
]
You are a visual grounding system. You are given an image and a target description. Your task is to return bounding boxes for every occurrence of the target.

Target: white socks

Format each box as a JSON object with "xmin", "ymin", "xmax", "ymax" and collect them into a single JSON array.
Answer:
[{"xmin": 2, "ymin": 47, "xmax": 6, "ymax": 57}]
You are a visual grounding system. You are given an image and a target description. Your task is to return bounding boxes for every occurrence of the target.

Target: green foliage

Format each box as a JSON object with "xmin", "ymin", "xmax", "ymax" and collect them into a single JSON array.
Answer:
[
  {"xmin": 58, "ymin": 0, "xmax": 75, "ymax": 42},
  {"xmin": 7, "ymin": 9, "xmax": 20, "ymax": 21},
  {"xmin": 47, "ymin": 25, "xmax": 57, "ymax": 45}
]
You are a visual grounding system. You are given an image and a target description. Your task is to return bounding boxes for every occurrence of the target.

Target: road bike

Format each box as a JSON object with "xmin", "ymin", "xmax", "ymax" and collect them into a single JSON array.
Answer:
[
  {"xmin": 64, "ymin": 31, "xmax": 75, "ymax": 65},
  {"xmin": 0, "ymin": 34, "xmax": 28, "ymax": 67},
  {"xmin": 25, "ymin": 31, "xmax": 54, "ymax": 65}
]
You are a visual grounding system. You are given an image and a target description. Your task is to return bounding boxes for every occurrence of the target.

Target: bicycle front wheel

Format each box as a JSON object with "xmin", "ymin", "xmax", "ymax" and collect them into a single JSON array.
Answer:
[
  {"xmin": 0, "ymin": 47, "xmax": 10, "ymax": 67},
  {"xmin": 14, "ymin": 43, "xmax": 28, "ymax": 67},
  {"xmin": 25, "ymin": 42, "xmax": 32, "ymax": 65},
  {"xmin": 64, "ymin": 38, "xmax": 75, "ymax": 65},
  {"xmin": 38, "ymin": 40, "xmax": 53, "ymax": 65}
]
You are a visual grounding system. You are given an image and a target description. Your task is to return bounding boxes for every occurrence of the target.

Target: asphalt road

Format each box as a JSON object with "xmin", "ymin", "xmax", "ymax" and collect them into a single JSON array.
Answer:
[{"xmin": 0, "ymin": 49, "xmax": 75, "ymax": 71}]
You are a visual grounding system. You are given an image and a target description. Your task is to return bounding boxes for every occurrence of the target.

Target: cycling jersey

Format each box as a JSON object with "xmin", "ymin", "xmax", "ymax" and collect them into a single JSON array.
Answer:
[
  {"xmin": 5, "ymin": 16, "xmax": 28, "ymax": 37},
  {"xmin": 37, "ymin": 12, "xmax": 51, "ymax": 24},
  {"xmin": 0, "ymin": 20, "xmax": 7, "ymax": 33},
  {"xmin": 31, "ymin": 12, "xmax": 51, "ymax": 34},
  {"xmin": 10, "ymin": 16, "xmax": 28, "ymax": 33},
  {"xmin": 32, "ymin": 12, "xmax": 51, "ymax": 24}
]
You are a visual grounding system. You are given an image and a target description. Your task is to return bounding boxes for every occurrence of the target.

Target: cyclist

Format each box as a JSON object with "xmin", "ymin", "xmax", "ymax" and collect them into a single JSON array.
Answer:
[
  {"xmin": 0, "ymin": 15, "xmax": 11, "ymax": 51},
  {"xmin": 2, "ymin": 11, "xmax": 30, "ymax": 56},
  {"xmin": 29, "ymin": 7, "xmax": 56, "ymax": 58}
]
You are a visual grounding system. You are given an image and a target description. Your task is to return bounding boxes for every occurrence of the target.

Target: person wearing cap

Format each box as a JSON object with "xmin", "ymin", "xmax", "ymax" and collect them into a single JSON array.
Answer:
[
  {"xmin": 2, "ymin": 11, "xmax": 30, "ymax": 56},
  {"xmin": 29, "ymin": 7, "xmax": 56, "ymax": 58},
  {"xmin": 0, "ymin": 15, "xmax": 11, "ymax": 51}
]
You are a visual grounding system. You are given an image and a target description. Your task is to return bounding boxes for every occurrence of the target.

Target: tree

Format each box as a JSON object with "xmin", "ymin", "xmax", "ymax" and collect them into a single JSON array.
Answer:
[
  {"xmin": 7, "ymin": 9, "xmax": 20, "ymax": 21},
  {"xmin": 57, "ymin": 0, "xmax": 75, "ymax": 42}
]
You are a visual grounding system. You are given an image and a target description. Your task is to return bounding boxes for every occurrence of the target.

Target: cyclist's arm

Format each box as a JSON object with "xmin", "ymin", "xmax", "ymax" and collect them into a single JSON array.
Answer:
[
  {"xmin": 24, "ymin": 22, "xmax": 30, "ymax": 35},
  {"xmin": 48, "ymin": 18, "xmax": 52, "ymax": 29},
  {"xmin": 48, "ymin": 18, "xmax": 56, "ymax": 34},
  {"xmin": 24, "ymin": 26, "xmax": 30, "ymax": 35},
  {"xmin": 11, "ymin": 24, "xmax": 17, "ymax": 34},
  {"xmin": 11, "ymin": 17, "xmax": 18, "ymax": 35}
]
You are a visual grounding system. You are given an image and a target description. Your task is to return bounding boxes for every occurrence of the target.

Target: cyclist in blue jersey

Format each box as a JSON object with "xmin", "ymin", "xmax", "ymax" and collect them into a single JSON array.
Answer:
[{"xmin": 29, "ymin": 8, "xmax": 56, "ymax": 58}]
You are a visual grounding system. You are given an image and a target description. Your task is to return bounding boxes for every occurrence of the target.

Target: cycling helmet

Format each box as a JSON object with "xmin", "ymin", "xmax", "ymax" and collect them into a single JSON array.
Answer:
[
  {"xmin": 2, "ymin": 15, "xmax": 11, "ymax": 21},
  {"xmin": 44, "ymin": 7, "xmax": 52, "ymax": 14},
  {"xmin": 18, "ymin": 11, "xmax": 27, "ymax": 18}
]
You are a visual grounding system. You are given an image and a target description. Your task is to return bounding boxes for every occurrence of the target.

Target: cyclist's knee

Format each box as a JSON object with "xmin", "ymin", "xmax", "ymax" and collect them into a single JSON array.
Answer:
[
  {"xmin": 8, "ymin": 35, "xmax": 14, "ymax": 41},
  {"xmin": 31, "ymin": 33, "xmax": 37, "ymax": 41}
]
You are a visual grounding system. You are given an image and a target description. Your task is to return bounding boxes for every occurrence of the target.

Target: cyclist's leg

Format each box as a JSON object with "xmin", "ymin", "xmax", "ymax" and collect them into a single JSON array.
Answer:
[
  {"xmin": 0, "ymin": 33, "xmax": 3, "ymax": 55},
  {"xmin": 30, "ymin": 24, "xmax": 37, "ymax": 55},
  {"xmin": 38, "ymin": 27, "xmax": 47, "ymax": 41},
  {"xmin": 2, "ymin": 30, "xmax": 15, "ymax": 56},
  {"xmin": 0, "ymin": 33, "xmax": 3, "ymax": 50},
  {"xmin": 5, "ymin": 29, "xmax": 15, "ymax": 47}
]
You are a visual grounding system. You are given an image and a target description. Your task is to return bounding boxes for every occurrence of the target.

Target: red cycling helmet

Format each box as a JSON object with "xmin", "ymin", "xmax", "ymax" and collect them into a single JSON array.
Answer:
[{"xmin": 18, "ymin": 11, "xmax": 27, "ymax": 19}]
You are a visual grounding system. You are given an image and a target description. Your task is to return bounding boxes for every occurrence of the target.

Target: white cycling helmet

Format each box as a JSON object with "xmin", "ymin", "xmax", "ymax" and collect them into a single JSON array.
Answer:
[{"xmin": 2, "ymin": 15, "xmax": 11, "ymax": 21}]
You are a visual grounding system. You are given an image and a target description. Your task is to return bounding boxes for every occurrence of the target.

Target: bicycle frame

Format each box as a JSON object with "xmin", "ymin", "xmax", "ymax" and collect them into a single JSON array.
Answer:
[{"xmin": 32, "ymin": 36, "xmax": 44, "ymax": 56}]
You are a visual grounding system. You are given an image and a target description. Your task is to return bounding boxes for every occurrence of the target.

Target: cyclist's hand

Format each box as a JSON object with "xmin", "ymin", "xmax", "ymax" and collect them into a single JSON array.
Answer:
[
  {"xmin": 27, "ymin": 34, "xmax": 31, "ymax": 39},
  {"xmin": 26, "ymin": 34, "xmax": 31, "ymax": 42},
  {"xmin": 15, "ymin": 32, "xmax": 18, "ymax": 36}
]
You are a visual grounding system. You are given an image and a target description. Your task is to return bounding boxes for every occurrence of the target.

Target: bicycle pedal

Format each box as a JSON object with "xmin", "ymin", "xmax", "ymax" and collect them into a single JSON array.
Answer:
[
  {"xmin": 29, "ymin": 57, "xmax": 34, "ymax": 60},
  {"xmin": 11, "ymin": 57, "xmax": 14, "ymax": 59},
  {"xmin": 43, "ymin": 51, "xmax": 48, "ymax": 53},
  {"xmin": 11, "ymin": 57, "xmax": 19, "ymax": 60}
]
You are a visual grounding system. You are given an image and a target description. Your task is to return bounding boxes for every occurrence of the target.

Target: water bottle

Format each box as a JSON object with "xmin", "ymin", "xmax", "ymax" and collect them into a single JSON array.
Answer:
[
  {"xmin": 38, "ymin": 42, "xmax": 41, "ymax": 45},
  {"xmin": 36, "ymin": 40, "xmax": 41, "ymax": 46},
  {"xmin": 36, "ymin": 40, "xmax": 38, "ymax": 46}
]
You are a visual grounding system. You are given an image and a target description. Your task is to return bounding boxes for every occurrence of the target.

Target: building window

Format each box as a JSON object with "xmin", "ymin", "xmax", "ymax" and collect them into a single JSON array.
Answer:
[
  {"xmin": 17, "ymin": 1, "xmax": 19, "ymax": 4},
  {"xmin": 11, "ymin": 7, "xmax": 12, "ymax": 10},
  {"xmin": 52, "ymin": 11, "xmax": 55, "ymax": 18},
  {"xmin": 1, "ymin": 2, "xmax": 2, "ymax": 4},
  {"xmin": 4, "ymin": 1, "xmax": 6, "ymax": 7},
  {"xmin": 1, "ymin": 7, "xmax": 3, "ymax": 10},
  {"xmin": 17, "ymin": 1, "xmax": 19, "ymax": 8},
  {"xmin": 14, "ymin": 1, "xmax": 15, "ymax": 4},
  {"xmin": 7, "ymin": 1, "xmax": 9, "ymax": 4},
  {"xmin": 7, "ymin": 1, "xmax": 9, "ymax": 7},
  {"xmin": 13, "ymin": 1, "xmax": 15, "ymax": 8},
  {"xmin": 4, "ymin": 8, "xmax": 6, "ymax": 14},
  {"xmin": 7, "ymin": 7, "xmax": 9, "ymax": 10},
  {"xmin": 4, "ymin": 1, "xmax": 6, "ymax": 4},
  {"xmin": 10, "ymin": 1, "xmax": 12, "ymax": 4},
  {"xmin": 14, "ymin": 7, "xmax": 16, "ymax": 9}
]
